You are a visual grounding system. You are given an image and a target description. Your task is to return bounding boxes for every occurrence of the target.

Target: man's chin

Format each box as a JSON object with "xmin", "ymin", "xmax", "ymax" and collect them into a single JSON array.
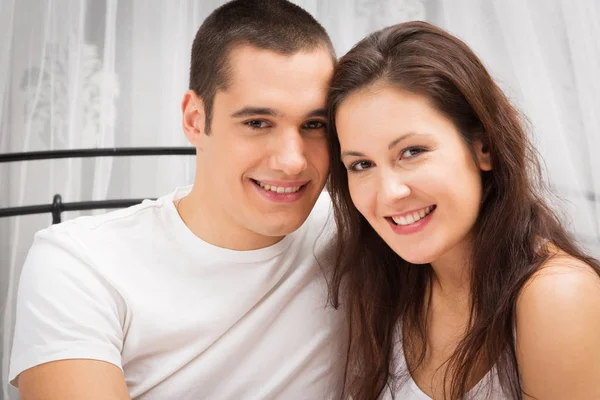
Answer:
[
  {"xmin": 254, "ymin": 213, "xmax": 310, "ymax": 238},
  {"xmin": 261, "ymin": 222, "xmax": 304, "ymax": 238}
]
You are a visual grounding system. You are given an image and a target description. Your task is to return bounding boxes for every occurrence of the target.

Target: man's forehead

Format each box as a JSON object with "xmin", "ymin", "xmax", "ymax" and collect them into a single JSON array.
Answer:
[
  {"xmin": 225, "ymin": 44, "xmax": 334, "ymax": 85},
  {"xmin": 211, "ymin": 44, "xmax": 332, "ymax": 119}
]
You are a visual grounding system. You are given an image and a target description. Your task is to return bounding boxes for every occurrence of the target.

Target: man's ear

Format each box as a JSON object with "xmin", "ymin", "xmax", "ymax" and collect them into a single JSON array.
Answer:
[
  {"xmin": 182, "ymin": 90, "xmax": 207, "ymax": 150},
  {"xmin": 475, "ymin": 139, "xmax": 492, "ymax": 171}
]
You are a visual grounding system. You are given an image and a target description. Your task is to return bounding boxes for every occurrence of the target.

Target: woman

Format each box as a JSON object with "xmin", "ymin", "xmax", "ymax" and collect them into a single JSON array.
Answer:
[{"xmin": 327, "ymin": 21, "xmax": 600, "ymax": 400}]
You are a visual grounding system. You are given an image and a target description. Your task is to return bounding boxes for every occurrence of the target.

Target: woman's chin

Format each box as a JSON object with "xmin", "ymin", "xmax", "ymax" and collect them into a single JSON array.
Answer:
[
  {"xmin": 404, "ymin": 256, "xmax": 434, "ymax": 266},
  {"xmin": 393, "ymin": 247, "xmax": 437, "ymax": 265}
]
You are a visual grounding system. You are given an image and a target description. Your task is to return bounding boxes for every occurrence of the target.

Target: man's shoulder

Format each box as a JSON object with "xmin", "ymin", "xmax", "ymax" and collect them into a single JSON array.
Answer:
[
  {"xmin": 28, "ymin": 193, "xmax": 176, "ymax": 274},
  {"xmin": 43, "ymin": 195, "xmax": 169, "ymax": 242}
]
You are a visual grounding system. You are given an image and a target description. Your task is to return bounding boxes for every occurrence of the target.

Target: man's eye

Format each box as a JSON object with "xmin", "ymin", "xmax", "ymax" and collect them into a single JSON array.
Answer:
[
  {"xmin": 303, "ymin": 120, "xmax": 326, "ymax": 130},
  {"xmin": 245, "ymin": 120, "xmax": 269, "ymax": 129}
]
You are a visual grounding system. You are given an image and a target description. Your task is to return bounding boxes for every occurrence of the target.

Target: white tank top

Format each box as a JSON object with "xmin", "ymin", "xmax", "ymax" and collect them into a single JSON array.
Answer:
[
  {"xmin": 378, "ymin": 368, "xmax": 508, "ymax": 400},
  {"xmin": 378, "ymin": 329, "xmax": 511, "ymax": 400},
  {"xmin": 379, "ymin": 241, "xmax": 547, "ymax": 399}
]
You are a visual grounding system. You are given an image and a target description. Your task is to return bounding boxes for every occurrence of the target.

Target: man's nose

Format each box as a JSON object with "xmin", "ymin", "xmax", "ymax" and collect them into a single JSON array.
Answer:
[{"xmin": 268, "ymin": 130, "xmax": 308, "ymax": 176}]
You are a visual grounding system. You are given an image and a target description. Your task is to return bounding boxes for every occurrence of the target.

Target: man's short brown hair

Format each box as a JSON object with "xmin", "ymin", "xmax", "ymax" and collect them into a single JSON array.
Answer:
[{"xmin": 189, "ymin": 0, "xmax": 336, "ymax": 133}]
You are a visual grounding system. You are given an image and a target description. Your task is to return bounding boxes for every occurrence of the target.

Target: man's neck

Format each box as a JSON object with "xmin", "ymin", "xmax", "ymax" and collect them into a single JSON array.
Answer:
[{"xmin": 176, "ymin": 185, "xmax": 285, "ymax": 251}]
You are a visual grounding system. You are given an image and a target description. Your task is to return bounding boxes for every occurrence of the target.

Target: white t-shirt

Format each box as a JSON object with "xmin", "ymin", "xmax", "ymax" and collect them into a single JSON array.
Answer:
[{"xmin": 9, "ymin": 186, "xmax": 347, "ymax": 399}]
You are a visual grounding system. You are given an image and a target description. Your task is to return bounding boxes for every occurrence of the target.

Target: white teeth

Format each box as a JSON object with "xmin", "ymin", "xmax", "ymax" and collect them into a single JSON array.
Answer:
[
  {"xmin": 256, "ymin": 181, "xmax": 302, "ymax": 194},
  {"xmin": 391, "ymin": 205, "xmax": 434, "ymax": 226}
]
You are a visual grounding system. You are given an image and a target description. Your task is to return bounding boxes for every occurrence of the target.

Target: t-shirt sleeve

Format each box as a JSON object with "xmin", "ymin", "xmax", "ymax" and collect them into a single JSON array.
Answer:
[{"xmin": 9, "ymin": 227, "xmax": 127, "ymax": 387}]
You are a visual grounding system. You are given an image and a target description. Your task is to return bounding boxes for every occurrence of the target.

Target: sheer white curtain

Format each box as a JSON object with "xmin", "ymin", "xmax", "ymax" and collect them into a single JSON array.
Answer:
[
  {"xmin": 0, "ymin": 2, "xmax": 206, "ymax": 398},
  {"xmin": 428, "ymin": 0, "xmax": 600, "ymax": 256},
  {"xmin": 1, "ymin": 0, "xmax": 598, "ymax": 398}
]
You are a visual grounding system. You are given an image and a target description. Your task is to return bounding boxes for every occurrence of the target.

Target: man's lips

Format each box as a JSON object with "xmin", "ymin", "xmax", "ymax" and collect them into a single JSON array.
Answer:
[{"xmin": 251, "ymin": 179, "xmax": 309, "ymax": 187}]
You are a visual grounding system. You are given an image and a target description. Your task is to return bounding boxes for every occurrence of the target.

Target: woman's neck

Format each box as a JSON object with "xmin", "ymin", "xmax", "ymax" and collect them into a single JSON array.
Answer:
[
  {"xmin": 429, "ymin": 237, "xmax": 473, "ymax": 315},
  {"xmin": 431, "ymin": 267, "xmax": 469, "ymax": 299}
]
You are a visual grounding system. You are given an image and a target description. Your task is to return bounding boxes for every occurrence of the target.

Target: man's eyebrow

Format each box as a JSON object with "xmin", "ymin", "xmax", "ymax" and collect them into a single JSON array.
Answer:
[
  {"xmin": 230, "ymin": 106, "xmax": 278, "ymax": 118},
  {"xmin": 305, "ymin": 108, "xmax": 327, "ymax": 119},
  {"xmin": 230, "ymin": 107, "xmax": 327, "ymax": 119}
]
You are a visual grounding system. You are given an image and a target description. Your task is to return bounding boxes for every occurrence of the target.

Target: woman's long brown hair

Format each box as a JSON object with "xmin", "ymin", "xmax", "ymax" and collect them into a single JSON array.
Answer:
[{"xmin": 326, "ymin": 21, "xmax": 600, "ymax": 400}]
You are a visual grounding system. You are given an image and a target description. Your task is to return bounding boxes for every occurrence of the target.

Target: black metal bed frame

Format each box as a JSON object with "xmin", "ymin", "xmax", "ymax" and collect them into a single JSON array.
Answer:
[{"xmin": 0, "ymin": 147, "xmax": 196, "ymax": 224}]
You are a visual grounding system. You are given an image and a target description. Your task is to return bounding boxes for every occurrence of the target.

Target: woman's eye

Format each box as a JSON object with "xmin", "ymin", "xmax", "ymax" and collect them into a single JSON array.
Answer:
[
  {"xmin": 348, "ymin": 160, "xmax": 373, "ymax": 172},
  {"xmin": 245, "ymin": 120, "xmax": 270, "ymax": 129},
  {"xmin": 401, "ymin": 147, "xmax": 426, "ymax": 159},
  {"xmin": 303, "ymin": 120, "xmax": 326, "ymax": 130}
]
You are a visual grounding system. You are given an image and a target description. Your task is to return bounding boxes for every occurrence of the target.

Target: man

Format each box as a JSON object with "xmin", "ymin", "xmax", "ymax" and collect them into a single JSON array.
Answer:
[{"xmin": 9, "ymin": 1, "xmax": 346, "ymax": 399}]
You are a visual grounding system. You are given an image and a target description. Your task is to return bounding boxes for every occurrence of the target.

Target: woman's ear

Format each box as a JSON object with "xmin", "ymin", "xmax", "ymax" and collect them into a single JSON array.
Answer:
[
  {"xmin": 475, "ymin": 139, "xmax": 492, "ymax": 171},
  {"xmin": 181, "ymin": 90, "xmax": 207, "ymax": 150}
]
